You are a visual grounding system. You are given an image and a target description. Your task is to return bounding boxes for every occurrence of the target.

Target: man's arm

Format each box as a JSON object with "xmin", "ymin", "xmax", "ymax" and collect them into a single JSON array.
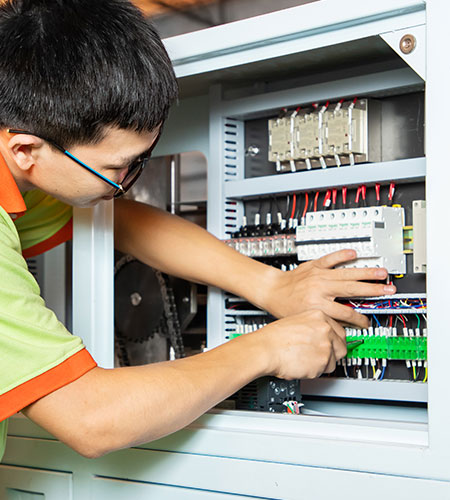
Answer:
[
  {"xmin": 23, "ymin": 311, "xmax": 346, "ymax": 458},
  {"xmin": 114, "ymin": 199, "xmax": 395, "ymax": 328}
]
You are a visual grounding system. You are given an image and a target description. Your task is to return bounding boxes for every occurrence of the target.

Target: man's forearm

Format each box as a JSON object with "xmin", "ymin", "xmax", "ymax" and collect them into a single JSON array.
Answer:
[
  {"xmin": 114, "ymin": 199, "xmax": 277, "ymax": 309},
  {"xmin": 24, "ymin": 333, "xmax": 270, "ymax": 458}
]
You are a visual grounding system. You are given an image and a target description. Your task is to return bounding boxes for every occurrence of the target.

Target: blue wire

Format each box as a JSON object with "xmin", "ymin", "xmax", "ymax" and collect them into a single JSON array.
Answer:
[
  {"xmin": 380, "ymin": 366, "xmax": 386, "ymax": 381},
  {"xmin": 373, "ymin": 314, "xmax": 381, "ymax": 327}
]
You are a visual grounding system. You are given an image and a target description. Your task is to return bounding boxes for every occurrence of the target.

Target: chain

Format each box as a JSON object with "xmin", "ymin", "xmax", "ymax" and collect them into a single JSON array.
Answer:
[{"xmin": 155, "ymin": 270, "xmax": 185, "ymax": 359}]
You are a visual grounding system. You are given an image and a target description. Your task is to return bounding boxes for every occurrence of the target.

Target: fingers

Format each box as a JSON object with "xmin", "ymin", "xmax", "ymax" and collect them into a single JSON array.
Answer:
[
  {"xmin": 325, "ymin": 266, "xmax": 388, "ymax": 282},
  {"xmin": 330, "ymin": 281, "xmax": 396, "ymax": 298},
  {"xmin": 325, "ymin": 315, "xmax": 346, "ymax": 342},
  {"xmin": 314, "ymin": 249, "xmax": 357, "ymax": 269},
  {"xmin": 323, "ymin": 301, "xmax": 369, "ymax": 329}
]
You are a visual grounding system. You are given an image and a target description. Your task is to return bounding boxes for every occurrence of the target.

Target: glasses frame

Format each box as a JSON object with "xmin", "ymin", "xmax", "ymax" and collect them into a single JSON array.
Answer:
[{"xmin": 7, "ymin": 128, "xmax": 160, "ymax": 198}]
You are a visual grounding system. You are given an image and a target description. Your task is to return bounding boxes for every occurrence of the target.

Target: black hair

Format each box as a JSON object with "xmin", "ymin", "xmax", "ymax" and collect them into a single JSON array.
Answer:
[{"xmin": 0, "ymin": 0, "xmax": 178, "ymax": 147}]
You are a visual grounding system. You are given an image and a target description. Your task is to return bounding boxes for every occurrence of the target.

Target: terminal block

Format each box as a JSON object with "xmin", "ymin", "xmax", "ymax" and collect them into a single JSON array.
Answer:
[
  {"xmin": 346, "ymin": 335, "xmax": 427, "ymax": 361},
  {"xmin": 224, "ymin": 233, "xmax": 296, "ymax": 258},
  {"xmin": 296, "ymin": 206, "xmax": 406, "ymax": 274}
]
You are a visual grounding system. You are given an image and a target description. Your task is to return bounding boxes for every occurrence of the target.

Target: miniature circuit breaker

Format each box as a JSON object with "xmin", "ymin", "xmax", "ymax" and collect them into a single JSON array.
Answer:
[{"xmin": 296, "ymin": 206, "xmax": 406, "ymax": 274}]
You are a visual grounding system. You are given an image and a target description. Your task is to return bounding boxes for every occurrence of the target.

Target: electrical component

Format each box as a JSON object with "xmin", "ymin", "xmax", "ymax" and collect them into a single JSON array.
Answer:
[
  {"xmin": 268, "ymin": 98, "xmax": 381, "ymax": 171},
  {"xmin": 296, "ymin": 206, "xmax": 406, "ymax": 274},
  {"xmin": 412, "ymin": 200, "xmax": 427, "ymax": 273},
  {"xmin": 224, "ymin": 234, "xmax": 296, "ymax": 258}
]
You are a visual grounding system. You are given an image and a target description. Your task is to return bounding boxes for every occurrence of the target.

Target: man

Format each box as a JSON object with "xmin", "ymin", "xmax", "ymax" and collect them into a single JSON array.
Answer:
[{"xmin": 0, "ymin": 0, "xmax": 395, "ymax": 460}]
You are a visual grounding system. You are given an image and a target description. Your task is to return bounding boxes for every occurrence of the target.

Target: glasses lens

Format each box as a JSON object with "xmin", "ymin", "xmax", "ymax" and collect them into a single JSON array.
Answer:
[
  {"xmin": 113, "ymin": 158, "xmax": 147, "ymax": 198},
  {"xmin": 113, "ymin": 132, "xmax": 161, "ymax": 198}
]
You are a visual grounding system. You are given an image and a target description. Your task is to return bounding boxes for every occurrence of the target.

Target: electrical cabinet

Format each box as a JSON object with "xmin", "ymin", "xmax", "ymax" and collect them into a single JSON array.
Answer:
[{"xmin": 5, "ymin": 0, "xmax": 450, "ymax": 498}]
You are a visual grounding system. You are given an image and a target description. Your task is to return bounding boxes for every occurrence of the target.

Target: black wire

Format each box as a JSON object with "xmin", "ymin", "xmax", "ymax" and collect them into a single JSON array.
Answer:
[{"xmin": 285, "ymin": 195, "xmax": 291, "ymax": 219}]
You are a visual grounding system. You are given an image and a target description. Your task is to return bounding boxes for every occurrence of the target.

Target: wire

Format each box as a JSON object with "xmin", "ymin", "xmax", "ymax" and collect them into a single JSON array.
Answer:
[
  {"xmin": 332, "ymin": 188, "xmax": 338, "ymax": 209},
  {"xmin": 355, "ymin": 186, "xmax": 361, "ymax": 205},
  {"xmin": 361, "ymin": 185, "xmax": 367, "ymax": 206},
  {"xmin": 423, "ymin": 367, "xmax": 428, "ymax": 383},
  {"xmin": 290, "ymin": 194, "xmax": 297, "ymax": 220},
  {"xmin": 302, "ymin": 192, "xmax": 309, "ymax": 219},
  {"xmin": 388, "ymin": 182, "xmax": 396, "ymax": 205},
  {"xmin": 413, "ymin": 365, "xmax": 417, "ymax": 381},
  {"xmin": 285, "ymin": 195, "xmax": 291, "ymax": 219},
  {"xmin": 375, "ymin": 183, "xmax": 381, "ymax": 205},
  {"xmin": 416, "ymin": 314, "xmax": 421, "ymax": 329},
  {"xmin": 342, "ymin": 186, "xmax": 347, "ymax": 207},
  {"xmin": 373, "ymin": 314, "xmax": 381, "ymax": 327},
  {"xmin": 313, "ymin": 191, "xmax": 320, "ymax": 212},
  {"xmin": 372, "ymin": 365, "xmax": 376, "ymax": 378},
  {"xmin": 323, "ymin": 190, "xmax": 331, "ymax": 209},
  {"xmin": 379, "ymin": 366, "xmax": 386, "ymax": 381}
]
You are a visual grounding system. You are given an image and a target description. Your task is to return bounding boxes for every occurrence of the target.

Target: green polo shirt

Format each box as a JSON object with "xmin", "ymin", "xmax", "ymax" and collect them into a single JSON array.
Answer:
[{"xmin": 0, "ymin": 160, "xmax": 96, "ymax": 460}]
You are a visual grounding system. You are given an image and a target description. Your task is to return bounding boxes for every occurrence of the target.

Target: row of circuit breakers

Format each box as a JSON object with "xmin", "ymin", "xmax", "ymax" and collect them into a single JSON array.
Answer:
[
  {"xmin": 224, "ymin": 203, "xmax": 427, "ymax": 275},
  {"xmin": 268, "ymin": 98, "xmax": 378, "ymax": 171}
]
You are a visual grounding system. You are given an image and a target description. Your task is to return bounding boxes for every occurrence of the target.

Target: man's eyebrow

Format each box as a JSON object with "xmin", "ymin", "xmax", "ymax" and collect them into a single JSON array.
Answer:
[{"xmin": 102, "ymin": 149, "xmax": 149, "ymax": 169}]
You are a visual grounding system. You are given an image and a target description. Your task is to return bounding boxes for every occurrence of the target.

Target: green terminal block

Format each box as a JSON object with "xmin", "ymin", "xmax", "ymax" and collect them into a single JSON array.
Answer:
[{"xmin": 346, "ymin": 336, "xmax": 427, "ymax": 361}]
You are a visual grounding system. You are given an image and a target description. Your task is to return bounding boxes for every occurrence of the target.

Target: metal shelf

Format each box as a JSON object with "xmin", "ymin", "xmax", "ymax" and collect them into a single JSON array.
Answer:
[
  {"xmin": 224, "ymin": 157, "xmax": 425, "ymax": 200},
  {"xmin": 301, "ymin": 377, "xmax": 427, "ymax": 403}
]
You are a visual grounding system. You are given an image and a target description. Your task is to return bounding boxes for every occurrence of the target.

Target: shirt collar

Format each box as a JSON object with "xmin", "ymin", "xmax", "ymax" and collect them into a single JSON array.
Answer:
[{"xmin": 0, "ymin": 152, "xmax": 27, "ymax": 220}]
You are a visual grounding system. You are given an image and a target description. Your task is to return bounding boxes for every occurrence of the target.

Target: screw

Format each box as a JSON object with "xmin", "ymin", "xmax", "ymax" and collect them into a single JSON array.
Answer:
[
  {"xmin": 400, "ymin": 34, "xmax": 416, "ymax": 55},
  {"xmin": 130, "ymin": 292, "xmax": 142, "ymax": 306},
  {"xmin": 245, "ymin": 145, "xmax": 260, "ymax": 157},
  {"xmin": 182, "ymin": 296, "xmax": 190, "ymax": 303}
]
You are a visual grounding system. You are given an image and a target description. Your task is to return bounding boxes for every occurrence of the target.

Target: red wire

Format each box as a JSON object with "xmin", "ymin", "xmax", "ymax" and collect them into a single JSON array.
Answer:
[
  {"xmin": 361, "ymin": 185, "xmax": 367, "ymax": 201},
  {"xmin": 302, "ymin": 192, "xmax": 309, "ymax": 219},
  {"xmin": 290, "ymin": 194, "xmax": 297, "ymax": 219},
  {"xmin": 332, "ymin": 189, "xmax": 337, "ymax": 206},
  {"xmin": 375, "ymin": 183, "xmax": 381, "ymax": 202},
  {"xmin": 314, "ymin": 191, "xmax": 320, "ymax": 212},
  {"xmin": 323, "ymin": 190, "xmax": 331, "ymax": 207},
  {"xmin": 388, "ymin": 182, "xmax": 396, "ymax": 201},
  {"xmin": 399, "ymin": 315, "xmax": 407, "ymax": 328},
  {"xmin": 342, "ymin": 187, "xmax": 347, "ymax": 206},
  {"xmin": 389, "ymin": 315, "xmax": 393, "ymax": 328},
  {"xmin": 355, "ymin": 186, "xmax": 361, "ymax": 204}
]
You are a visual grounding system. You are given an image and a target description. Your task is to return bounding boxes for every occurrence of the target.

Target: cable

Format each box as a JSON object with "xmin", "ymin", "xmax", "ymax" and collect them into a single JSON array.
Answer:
[
  {"xmin": 323, "ymin": 190, "xmax": 332, "ymax": 209},
  {"xmin": 302, "ymin": 192, "xmax": 309, "ymax": 220},
  {"xmin": 373, "ymin": 314, "xmax": 381, "ymax": 328},
  {"xmin": 342, "ymin": 186, "xmax": 347, "ymax": 207},
  {"xmin": 361, "ymin": 185, "xmax": 367, "ymax": 207},
  {"xmin": 375, "ymin": 183, "xmax": 381, "ymax": 205},
  {"xmin": 331, "ymin": 188, "xmax": 337, "ymax": 209},
  {"xmin": 290, "ymin": 194, "xmax": 297, "ymax": 220},
  {"xmin": 388, "ymin": 182, "xmax": 396, "ymax": 205},
  {"xmin": 313, "ymin": 191, "xmax": 320, "ymax": 212},
  {"xmin": 355, "ymin": 186, "xmax": 361, "ymax": 205}
]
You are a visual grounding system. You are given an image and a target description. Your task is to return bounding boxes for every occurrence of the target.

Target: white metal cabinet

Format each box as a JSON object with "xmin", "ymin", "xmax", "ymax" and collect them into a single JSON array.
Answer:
[{"xmin": 0, "ymin": 465, "xmax": 72, "ymax": 500}]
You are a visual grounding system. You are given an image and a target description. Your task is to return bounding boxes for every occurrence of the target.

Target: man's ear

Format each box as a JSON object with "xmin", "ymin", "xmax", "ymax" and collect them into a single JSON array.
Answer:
[{"xmin": 6, "ymin": 132, "xmax": 45, "ymax": 172}]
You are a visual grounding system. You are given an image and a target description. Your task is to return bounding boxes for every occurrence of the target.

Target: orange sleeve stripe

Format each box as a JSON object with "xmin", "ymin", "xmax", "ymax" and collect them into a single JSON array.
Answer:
[
  {"xmin": 22, "ymin": 218, "xmax": 73, "ymax": 259},
  {"xmin": 0, "ymin": 348, "xmax": 97, "ymax": 421}
]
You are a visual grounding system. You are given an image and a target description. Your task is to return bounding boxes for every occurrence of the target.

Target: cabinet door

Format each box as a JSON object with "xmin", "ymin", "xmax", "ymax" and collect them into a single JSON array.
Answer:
[
  {"xmin": 0, "ymin": 465, "xmax": 72, "ymax": 500},
  {"xmin": 91, "ymin": 476, "xmax": 268, "ymax": 500}
]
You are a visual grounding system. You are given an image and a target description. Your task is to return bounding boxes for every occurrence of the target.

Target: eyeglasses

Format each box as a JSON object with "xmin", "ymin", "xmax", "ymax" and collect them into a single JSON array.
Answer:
[{"xmin": 7, "ymin": 128, "xmax": 160, "ymax": 198}]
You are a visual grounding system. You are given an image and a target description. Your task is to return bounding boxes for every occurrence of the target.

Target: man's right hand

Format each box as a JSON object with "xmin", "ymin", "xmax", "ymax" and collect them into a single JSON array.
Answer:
[{"xmin": 254, "ymin": 310, "xmax": 348, "ymax": 380}]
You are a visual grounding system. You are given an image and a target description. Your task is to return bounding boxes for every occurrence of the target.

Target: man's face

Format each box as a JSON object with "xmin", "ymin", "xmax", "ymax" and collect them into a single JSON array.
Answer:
[{"xmin": 26, "ymin": 126, "xmax": 159, "ymax": 207}]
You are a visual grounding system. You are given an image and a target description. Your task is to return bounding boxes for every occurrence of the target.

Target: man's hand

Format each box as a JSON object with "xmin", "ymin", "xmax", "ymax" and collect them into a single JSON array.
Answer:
[
  {"xmin": 257, "ymin": 310, "xmax": 348, "ymax": 380},
  {"xmin": 24, "ymin": 310, "xmax": 345, "ymax": 458},
  {"xmin": 258, "ymin": 249, "xmax": 396, "ymax": 329}
]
